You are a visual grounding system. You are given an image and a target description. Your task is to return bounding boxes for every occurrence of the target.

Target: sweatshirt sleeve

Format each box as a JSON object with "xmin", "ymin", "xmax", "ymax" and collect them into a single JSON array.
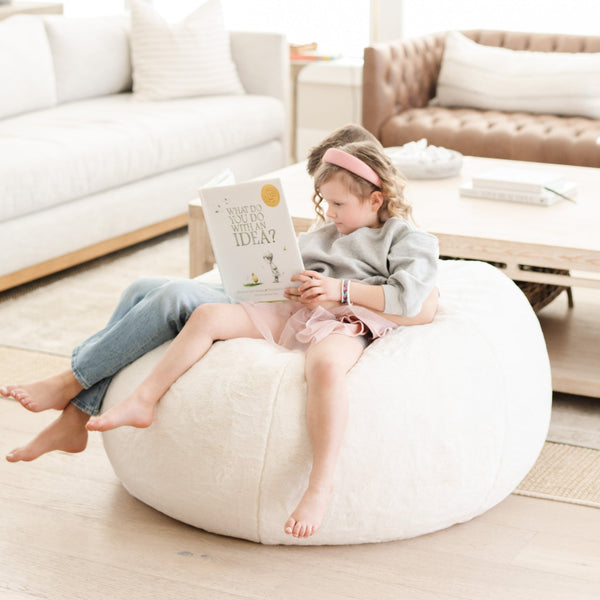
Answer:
[{"xmin": 381, "ymin": 227, "xmax": 439, "ymax": 317}]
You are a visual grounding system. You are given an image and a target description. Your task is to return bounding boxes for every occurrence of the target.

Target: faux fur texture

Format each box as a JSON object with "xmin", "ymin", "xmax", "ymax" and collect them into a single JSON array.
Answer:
[{"xmin": 101, "ymin": 260, "xmax": 552, "ymax": 545}]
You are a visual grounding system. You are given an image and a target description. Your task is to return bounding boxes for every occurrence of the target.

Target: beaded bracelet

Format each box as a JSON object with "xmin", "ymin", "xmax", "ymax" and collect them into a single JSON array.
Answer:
[{"xmin": 341, "ymin": 279, "xmax": 352, "ymax": 305}]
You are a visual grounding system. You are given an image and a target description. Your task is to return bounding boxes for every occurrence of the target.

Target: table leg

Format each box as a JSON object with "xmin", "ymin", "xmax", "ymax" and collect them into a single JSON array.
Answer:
[{"xmin": 188, "ymin": 204, "xmax": 215, "ymax": 278}]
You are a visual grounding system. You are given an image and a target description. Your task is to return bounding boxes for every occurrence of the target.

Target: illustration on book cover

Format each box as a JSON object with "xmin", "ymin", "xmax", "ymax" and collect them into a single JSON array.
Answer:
[{"xmin": 199, "ymin": 178, "xmax": 304, "ymax": 302}]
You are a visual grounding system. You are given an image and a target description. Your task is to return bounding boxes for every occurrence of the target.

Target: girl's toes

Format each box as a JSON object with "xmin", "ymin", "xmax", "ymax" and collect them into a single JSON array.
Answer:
[{"xmin": 284, "ymin": 518, "xmax": 295, "ymax": 535}]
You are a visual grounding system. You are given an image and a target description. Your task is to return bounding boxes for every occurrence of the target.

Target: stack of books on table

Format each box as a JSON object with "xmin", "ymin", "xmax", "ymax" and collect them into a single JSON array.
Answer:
[
  {"xmin": 459, "ymin": 166, "xmax": 578, "ymax": 206},
  {"xmin": 289, "ymin": 42, "xmax": 340, "ymax": 61}
]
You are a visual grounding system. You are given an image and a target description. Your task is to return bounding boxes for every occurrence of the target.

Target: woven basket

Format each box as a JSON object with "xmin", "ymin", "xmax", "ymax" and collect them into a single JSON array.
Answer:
[{"xmin": 514, "ymin": 266, "xmax": 573, "ymax": 313}]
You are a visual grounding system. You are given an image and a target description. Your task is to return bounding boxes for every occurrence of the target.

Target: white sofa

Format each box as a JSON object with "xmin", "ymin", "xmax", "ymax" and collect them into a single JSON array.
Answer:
[{"xmin": 0, "ymin": 13, "xmax": 288, "ymax": 291}]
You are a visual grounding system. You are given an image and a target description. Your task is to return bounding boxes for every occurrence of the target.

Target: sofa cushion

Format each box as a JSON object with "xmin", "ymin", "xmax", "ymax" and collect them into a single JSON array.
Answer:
[
  {"xmin": 0, "ymin": 16, "xmax": 57, "ymax": 119},
  {"xmin": 379, "ymin": 106, "xmax": 600, "ymax": 168},
  {"xmin": 437, "ymin": 30, "xmax": 600, "ymax": 119},
  {"xmin": 130, "ymin": 0, "xmax": 244, "ymax": 101},
  {"xmin": 0, "ymin": 93, "xmax": 284, "ymax": 223},
  {"xmin": 43, "ymin": 15, "xmax": 132, "ymax": 104}
]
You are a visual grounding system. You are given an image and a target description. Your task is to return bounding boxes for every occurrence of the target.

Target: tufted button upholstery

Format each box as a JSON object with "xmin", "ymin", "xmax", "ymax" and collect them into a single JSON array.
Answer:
[
  {"xmin": 382, "ymin": 107, "xmax": 600, "ymax": 167},
  {"xmin": 363, "ymin": 30, "xmax": 600, "ymax": 167}
]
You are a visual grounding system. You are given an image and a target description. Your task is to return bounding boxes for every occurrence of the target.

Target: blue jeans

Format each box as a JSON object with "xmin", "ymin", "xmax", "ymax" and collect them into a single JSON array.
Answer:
[{"xmin": 70, "ymin": 277, "xmax": 232, "ymax": 416}]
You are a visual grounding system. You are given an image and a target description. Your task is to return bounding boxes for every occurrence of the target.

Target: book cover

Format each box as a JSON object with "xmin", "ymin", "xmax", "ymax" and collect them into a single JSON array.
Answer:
[
  {"xmin": 199, "ymin": 178, "xmax": 304, "ymax": 302},
  {"xmin": 472, "ymin": 166, "xmax": 566, "ymax": 193},
  {"xmin": 459, "ymin": 180, "xmax": 577, "ymax": 206}
]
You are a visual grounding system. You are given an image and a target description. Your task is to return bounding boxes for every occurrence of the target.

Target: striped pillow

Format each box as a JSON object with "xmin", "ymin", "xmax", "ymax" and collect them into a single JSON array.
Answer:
[
  {"xmin": 130, "ymin": 0, "xmax": 244, "ymax": 100},
  {"xmin": 436, "ymin": 30, "xmax": 600, "ymax": 119}
]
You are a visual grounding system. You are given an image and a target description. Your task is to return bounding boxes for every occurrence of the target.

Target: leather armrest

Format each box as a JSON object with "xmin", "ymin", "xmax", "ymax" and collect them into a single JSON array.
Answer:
[{"xmin": 362, "ymin": 33, "xmax": 445, "ymax": 140}]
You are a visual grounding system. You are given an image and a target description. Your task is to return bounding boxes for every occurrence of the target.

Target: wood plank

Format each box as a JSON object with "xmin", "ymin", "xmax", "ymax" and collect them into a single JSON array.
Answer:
[
  {"xmin": 437, "ymin": 233, "xmax": 600, "ymax": 285},
  {"xmin": 0, "ymin": 538, "xmax": 251, "ymax": 600},
  {"xmin": 2, "ymin": 390, "xmax": 600, "ymax": 599},
  {"xmin": 513, "ymin": 532, "xmax": 600, "ymax": 583},
  {"xmin": 479, "ymin": 494, "xmax": 600, "ymax": 542},
  {"xmin": 0, "ymin": 497, "xmax": 464, "ymax": 600},
  {"xmin": 537, "ymin": 288, "xmax": 600, "ymax": 397}
]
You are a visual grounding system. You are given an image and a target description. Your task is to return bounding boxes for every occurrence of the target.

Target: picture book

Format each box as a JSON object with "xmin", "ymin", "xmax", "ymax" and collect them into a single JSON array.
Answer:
[{"xmin": 199, "ymin": 177, "xmax": 304, "ymax": 302}]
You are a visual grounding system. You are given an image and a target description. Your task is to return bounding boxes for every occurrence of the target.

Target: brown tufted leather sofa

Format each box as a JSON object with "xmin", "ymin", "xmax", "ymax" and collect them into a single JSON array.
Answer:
[{"xmin": 362, "ymin": 30, "xmax": 600, "ymax": 167}]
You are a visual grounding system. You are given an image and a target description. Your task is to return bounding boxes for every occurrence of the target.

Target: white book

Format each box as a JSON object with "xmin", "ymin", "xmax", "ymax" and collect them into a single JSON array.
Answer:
[
  {"xmin": 459, "ymin": 179, "xmax": 578, "ymax": 206},
  {"xmin": 199, "ymin": 177, "xmax": 304, "ymax": 302},
  {"xmin": 472, "ymin": 166, "xmax": 566, "ymax": 193}
]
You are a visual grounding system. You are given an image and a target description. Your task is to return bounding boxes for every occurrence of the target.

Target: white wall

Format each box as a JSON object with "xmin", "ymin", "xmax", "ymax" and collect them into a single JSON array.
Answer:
[
  {"xmin": 401, "ymin": 0, "xmax": 600, "ymax": 38},
  {"xmin": 57, "ymin": 1, "xmax": 600, "ymax": 46},
  {"xmin": 58, "ymin": 0, "xmax": 370, "ymax": 56},
  {"xmin": 221, "ymin": 0, "xmax": 370, "ymax": 57}
]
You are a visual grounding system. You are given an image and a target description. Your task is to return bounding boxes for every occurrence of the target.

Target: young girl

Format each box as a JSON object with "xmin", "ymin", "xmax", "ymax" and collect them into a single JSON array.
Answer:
[
  {"xmin": 1, "ymin": 125, "xmax": 382, "ymax": 465},
  {"xmin": 83, "ymin": 141, "xmax": 440, "ymax": 539}
]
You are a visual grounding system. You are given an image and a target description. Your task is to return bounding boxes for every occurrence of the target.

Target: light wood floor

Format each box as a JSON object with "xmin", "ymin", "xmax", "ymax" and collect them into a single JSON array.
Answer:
[{"xmin": 1, "ymin": 397, "xmax": 599, "ymax": 600}]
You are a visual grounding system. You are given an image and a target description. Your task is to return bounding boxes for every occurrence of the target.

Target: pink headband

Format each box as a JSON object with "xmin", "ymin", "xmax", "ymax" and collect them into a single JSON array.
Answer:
[{"xmin": 322, "ymin": 148, "xmax": 382, "ymax": 187}]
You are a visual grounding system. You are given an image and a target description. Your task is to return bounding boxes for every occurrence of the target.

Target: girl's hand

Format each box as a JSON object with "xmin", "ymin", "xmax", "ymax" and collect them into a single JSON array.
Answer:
[{"xmin": 284, "ymin": 270, "xmax": 341, "ymax": 307}]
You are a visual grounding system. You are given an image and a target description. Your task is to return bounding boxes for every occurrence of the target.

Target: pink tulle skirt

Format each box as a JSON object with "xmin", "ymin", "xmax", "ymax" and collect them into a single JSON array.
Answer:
[{"xmin": 241, "ymin": 301, "xmax": 399, "ymax": 351}]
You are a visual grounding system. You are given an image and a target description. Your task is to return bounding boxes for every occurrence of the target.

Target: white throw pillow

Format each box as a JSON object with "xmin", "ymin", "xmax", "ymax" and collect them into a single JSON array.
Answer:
[
  {"xmin": 130, "ymin": 0, "xmax": 244, "ymax": 100},
  {"xmin": 44, "ymin": 15, "xmax": 132, "ymax": 104},
  {"xmin": 436, "ymin": 30, "xmax": 600, "ymax": 119},
  {"xmin": 0, "ymin": 16, "xmax": 57, "ymax": 119}
]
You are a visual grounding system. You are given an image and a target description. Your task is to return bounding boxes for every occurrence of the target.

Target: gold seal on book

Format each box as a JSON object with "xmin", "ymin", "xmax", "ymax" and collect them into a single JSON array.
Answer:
[{"xmin": 261, "ymin": 184, "xmax": 280, "ymax": 207}]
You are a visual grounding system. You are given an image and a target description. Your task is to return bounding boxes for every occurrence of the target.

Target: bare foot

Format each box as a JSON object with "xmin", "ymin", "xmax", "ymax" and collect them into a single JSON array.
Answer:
[
  {"xmin": 1, "ymin": 370, "xmax": 83, "ymax": 413},
  {"xmin": 86, "ymin": 392, "xmax": 155, "ymax": 432},
  {"xmin": 6, "ymin": 404, "xmax": 89, "ymax": 463},
  {"xmin": 284, "ymin": 485, "xmax": 333, "ymax": 539}
]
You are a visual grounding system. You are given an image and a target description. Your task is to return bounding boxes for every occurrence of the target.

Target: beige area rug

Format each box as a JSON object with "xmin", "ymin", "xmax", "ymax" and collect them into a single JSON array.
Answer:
[
  {"xmin": 515, "ymin": 442, "xmax": 600, "ymax": 508},
  {"xmin": 0, "ymin": 230, "xmax": 189, "ymax": 357},
  {"xmin": 0, "ymin": 346, "xmax": 70, "ymax": 383},
  {"xmin": 0, "ymin": 229, "xmax": 599, "ymax": 508}
]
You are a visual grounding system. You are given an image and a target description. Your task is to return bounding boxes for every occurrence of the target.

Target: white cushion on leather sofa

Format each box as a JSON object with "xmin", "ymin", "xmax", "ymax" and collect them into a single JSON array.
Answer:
[
  {"xmin": 437, "ymin": 30, "xmax": 600, "ymax": 119},
  {"xmin": 0, "ymin": 16, "xmax": 57, "ymax": 119},
  {"xmin": 43, "ymin": 15, "xmax": 132, "ymax": 104},
  {"xmin": 0, "ymin": 93, "xmax": 284, "ymax": 222}
]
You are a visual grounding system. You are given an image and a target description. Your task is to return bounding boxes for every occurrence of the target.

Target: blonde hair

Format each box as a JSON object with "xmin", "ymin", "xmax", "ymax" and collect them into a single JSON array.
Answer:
[
  {"xmin": 312, "ymin": 141, "xmax": 412, "ymax": 224},
  {"xmin": 306, "ymin": 124, "xmax": 381, "ymax": 176}
]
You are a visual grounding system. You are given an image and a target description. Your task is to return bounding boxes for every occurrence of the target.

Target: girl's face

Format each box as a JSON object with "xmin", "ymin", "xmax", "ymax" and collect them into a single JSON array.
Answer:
[{"xmin": 319, "ymin": 173, "xmax": 383, "ymax": 235}]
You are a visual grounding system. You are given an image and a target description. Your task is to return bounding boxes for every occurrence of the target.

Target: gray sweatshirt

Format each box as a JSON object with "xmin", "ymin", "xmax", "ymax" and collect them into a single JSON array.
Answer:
[{"xmin": 298, "ymin": 218, "xmax": 439, "ymax": 317}]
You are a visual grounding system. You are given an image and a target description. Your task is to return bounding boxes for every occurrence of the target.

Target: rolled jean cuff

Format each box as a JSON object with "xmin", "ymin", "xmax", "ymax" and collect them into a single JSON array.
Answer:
[
  {"xmin": 71, "ymin": 346, "xmax": 93, "ymax": 389},
  {"xmin": 70, "ymin": 395, "xmax": 96, "ymax": 416},
  {"xmin": 70, "ymin": 376, "xmax": 112, "ymax": 416}
]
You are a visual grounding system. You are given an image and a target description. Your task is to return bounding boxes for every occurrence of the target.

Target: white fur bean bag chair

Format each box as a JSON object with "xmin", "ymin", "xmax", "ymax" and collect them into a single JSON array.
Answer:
[{"xmin": 101, "ymin": 260, "xmax": 551, "ymax": 545}]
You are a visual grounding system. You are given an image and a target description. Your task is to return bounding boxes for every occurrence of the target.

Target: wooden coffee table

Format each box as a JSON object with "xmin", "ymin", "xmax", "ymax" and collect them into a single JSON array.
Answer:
[{"xmin": 189, "ymin": 156, "xmax": 600, "ymax": 397}]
